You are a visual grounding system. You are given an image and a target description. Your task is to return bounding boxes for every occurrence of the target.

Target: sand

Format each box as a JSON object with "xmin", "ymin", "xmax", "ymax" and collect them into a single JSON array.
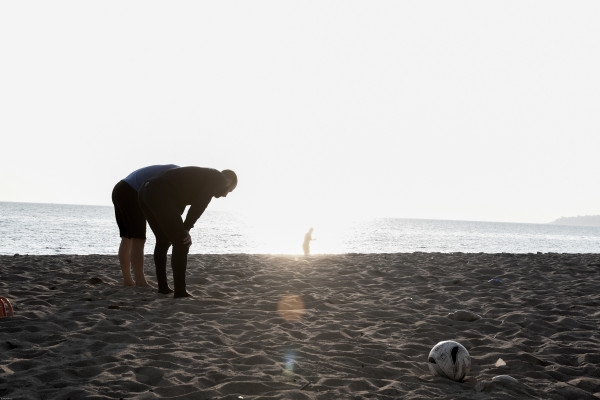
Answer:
[{"xmin": 1, "ymin": 253, "xmax": 599, "ymax": 399}]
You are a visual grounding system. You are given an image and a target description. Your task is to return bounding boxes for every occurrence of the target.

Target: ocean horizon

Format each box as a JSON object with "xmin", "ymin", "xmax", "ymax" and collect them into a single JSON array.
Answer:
[{"xmin": 1, "ymin": 201, "xmax": 600, "ymax": 255}]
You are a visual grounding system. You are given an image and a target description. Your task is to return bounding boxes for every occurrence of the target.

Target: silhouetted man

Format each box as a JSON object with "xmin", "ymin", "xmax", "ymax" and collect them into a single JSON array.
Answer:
[
  {"xmin": 139, "ymin": 167, "xmax": 237, "ymax": 298},
  {"xmin": 112, "ymin": 164, "xmax": 179, "ymax": 286}
]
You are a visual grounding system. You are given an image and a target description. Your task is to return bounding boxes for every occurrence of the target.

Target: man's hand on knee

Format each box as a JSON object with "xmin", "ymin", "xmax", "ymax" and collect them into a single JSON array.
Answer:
[{"xmin": 183, "ymin": 231, "xmax": 192, "ymax": 248}]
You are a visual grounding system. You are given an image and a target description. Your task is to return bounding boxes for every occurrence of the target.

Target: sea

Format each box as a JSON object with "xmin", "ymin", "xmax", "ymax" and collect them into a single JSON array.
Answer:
[{"xmin": 1, "ymin": 202, "xmax": 600, "ymax": 255}]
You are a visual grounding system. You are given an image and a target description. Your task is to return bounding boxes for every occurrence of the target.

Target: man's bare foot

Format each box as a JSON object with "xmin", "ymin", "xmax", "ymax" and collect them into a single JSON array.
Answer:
[{"xmin": 124, "ymin": 279, "xmax": 135, "ymax": 287}]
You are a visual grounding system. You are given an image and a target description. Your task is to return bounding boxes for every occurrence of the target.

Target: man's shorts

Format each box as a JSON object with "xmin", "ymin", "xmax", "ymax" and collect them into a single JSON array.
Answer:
[{"xmin": 111, "ymin": 180, "xmax": 147, "ymax": 239}]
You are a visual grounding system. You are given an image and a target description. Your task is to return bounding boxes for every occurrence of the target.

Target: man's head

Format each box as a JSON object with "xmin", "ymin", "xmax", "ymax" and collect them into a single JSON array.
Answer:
[{"xmin": 217, "ymin": 169, "xmax": 237, "ymax": 198}]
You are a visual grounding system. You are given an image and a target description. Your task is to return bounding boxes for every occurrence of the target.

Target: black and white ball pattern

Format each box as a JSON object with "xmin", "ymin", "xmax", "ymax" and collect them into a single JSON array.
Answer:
[{"xmin": 428, "ymin": 340, "xmax": 471, "ymax": 382}]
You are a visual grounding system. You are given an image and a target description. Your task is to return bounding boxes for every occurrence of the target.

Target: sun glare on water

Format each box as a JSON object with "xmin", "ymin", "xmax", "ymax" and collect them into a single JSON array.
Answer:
[{"xmin": 240, "ymin": 208, "xmax": 357, "ymax": 255}]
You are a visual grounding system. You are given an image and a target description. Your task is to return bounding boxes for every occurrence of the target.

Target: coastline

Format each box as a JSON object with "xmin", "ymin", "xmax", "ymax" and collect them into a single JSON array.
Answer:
[{"xmin": 1, "ymin": 253, "xmax": 599, "ymax": 399}]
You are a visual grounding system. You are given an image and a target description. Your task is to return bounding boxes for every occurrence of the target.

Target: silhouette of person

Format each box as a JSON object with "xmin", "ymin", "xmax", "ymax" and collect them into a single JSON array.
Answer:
[
  {"xmin": 138, "ymin": 167, "xmax": 237, "ymax": 298},
  {"xmin": 303, "ymin": 227, "xmax": 314, "ymax": 256},
  {"xmin": 112, "ymin": 164, "xmax": 179, "ymax": 286}
]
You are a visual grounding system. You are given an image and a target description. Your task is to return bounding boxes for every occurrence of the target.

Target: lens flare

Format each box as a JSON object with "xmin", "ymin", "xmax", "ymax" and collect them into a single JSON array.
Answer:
[
  {"xmin": 277, "ymin": 295, "xmax": 305, "ymax": 321},
  {"xmin": 284, "ymin": 350, "xmax": 296, "ymax": 373}
]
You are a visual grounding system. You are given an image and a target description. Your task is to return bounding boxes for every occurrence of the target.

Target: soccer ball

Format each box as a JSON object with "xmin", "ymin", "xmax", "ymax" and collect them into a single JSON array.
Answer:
[{"xmin": 427, "ymin": 340, "xmax": 471, "ymax": 381}]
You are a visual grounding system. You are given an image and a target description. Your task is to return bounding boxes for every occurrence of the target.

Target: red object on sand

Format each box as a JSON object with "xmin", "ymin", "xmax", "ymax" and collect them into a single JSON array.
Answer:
[{"xmin": 0, "ymin": 297, "xmax": 14, "ymax": 317}]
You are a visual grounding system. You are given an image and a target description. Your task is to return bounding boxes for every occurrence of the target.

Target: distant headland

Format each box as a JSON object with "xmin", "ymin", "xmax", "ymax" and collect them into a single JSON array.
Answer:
[{"xmin": 550, "ymin": 215, "xmax": 600, "ymax": 227}]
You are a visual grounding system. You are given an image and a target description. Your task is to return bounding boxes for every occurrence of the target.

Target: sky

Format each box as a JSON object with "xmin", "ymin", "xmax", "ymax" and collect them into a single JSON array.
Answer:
[{"xmin": 1, "ymin": 1, "xmax": 599, "ymax": 225}]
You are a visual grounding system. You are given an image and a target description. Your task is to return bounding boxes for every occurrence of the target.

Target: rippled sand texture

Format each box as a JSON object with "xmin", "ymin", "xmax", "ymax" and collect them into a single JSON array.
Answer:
[{"xmin": 1, "ymin": 253, "xmax": 599, "ymax": 399}]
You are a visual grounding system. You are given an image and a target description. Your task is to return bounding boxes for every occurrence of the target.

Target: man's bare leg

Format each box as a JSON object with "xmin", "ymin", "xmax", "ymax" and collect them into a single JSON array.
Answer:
[
  {"xmin": 118, "ymin": 238, "xmax": 135, "ymax": 286},
  {"xmin": 131, "ymin": 238, "xmax": 149, "ymax": 287}
]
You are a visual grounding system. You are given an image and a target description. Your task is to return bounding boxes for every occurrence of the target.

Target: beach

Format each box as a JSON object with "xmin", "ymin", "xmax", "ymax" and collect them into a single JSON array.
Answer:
[{"xmin": 1, "ymin": 253, "xmax": 599, "ymax": 399}]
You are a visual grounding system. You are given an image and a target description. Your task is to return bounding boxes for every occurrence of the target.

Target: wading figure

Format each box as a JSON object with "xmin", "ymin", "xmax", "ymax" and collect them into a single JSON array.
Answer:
[{"xmin": 303, "ymin": 227, "xmax": 314, "ymax": 256}]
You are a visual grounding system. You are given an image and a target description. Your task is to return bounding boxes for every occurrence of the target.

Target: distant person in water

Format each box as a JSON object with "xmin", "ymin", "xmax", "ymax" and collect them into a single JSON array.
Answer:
[
  {"xmin": 112, "ymin": 164, "xmax": 179, "ymax": 286},
  {"xmin": 139, "ymin": 167, "xmax": 237, "ymax": 298},
  {"xmin": 303, "ymin": 227, "xmax": 314, "ymax": 256}
]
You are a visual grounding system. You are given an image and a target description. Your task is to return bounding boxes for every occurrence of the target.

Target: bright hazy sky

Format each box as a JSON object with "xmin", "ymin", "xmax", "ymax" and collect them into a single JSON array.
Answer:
[{"xmin": 1, "ymin": 1, "xmax": 599, "ymax": 224}]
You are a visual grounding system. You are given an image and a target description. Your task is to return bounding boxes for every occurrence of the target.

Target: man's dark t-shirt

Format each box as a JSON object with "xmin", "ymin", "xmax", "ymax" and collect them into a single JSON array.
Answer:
[{"xmin": 148, "ymin": 167, "xmax": 228, "ymax": 231}]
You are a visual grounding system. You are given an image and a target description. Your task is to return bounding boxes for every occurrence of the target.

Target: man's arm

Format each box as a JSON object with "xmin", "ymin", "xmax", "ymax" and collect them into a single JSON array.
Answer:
[{"xmin": 183, "ymin": 196, "xmax": 212, "ymax": 231}]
